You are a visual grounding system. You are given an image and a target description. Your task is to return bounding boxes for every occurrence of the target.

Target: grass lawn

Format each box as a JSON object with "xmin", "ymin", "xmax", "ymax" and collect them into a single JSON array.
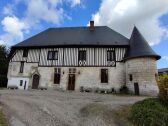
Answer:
[
  {"xmin": 0, "ymin": 110, "xmax": 8, "ymax": 126},
  {"xmin": 80, "ymin": 98, "xmax": 168, "ymax": 126}
]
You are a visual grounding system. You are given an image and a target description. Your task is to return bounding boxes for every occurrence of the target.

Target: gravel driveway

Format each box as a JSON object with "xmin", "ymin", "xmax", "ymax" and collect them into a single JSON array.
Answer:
[{"xmin": 0, "ymin": 90, "xmax": 146, "ymax": 126}]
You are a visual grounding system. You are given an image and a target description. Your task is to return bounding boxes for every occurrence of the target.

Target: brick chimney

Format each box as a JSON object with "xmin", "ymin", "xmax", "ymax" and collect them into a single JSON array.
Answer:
[{"xmin": 89, "ymin": 21, "xmax": 94, "ymax": 30}]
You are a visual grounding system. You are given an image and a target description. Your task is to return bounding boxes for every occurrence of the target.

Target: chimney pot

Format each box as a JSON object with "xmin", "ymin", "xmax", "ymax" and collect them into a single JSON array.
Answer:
[{"xmin": 89, "ymin": 21, "xmax": 94, "ymax": 30}]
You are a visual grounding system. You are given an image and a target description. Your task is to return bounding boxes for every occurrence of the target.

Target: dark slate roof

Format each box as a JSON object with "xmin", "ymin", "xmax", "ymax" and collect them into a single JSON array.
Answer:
[
  {"xmin": 158, "ymin": 68, "xmax": 168, "ymax": 73},
  {"xmin": 124, "ymin": 26, "xmax": 161, "ymax": 60},
  {"xmin": 13, "ymin": 26, "xmax": 129, "ymax": 47}
]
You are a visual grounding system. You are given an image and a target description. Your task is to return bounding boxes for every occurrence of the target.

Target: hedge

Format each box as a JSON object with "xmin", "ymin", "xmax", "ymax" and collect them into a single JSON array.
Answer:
[{"xmin": 130, "ymin": 98, "xmax": 168, "ymax": 126}]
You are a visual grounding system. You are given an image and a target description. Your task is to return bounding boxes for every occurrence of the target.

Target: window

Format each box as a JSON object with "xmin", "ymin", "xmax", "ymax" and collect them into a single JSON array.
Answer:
[
  {"xmin": 23, "ymin": 49, "xmax": 28, "ymax": 57},
  {"xmin": 20, "ymin": 80, "xmax": 23, "ymax": 86},
  {"xmin": 101, "ymin": 69, "xmax": 108, "ymax": 83},
  {"xmin": 78, "ymin": 50, "xmax": 86, "ymax": 61},
  {"xmin": 20, "ymin": 62, "xmax": 24, "ymax": 73},
  {"xmin": 107, "ymin": 50, "xmax": 115, "ymax": 61},
  {"xmin": 54, "ymin": 68, "xmax": 61, "ymax": 84},
  {"xmin": 47, "ymin": 51, "xmax": 58, "ymax": 60},
  {"xmin": 129, "ymin": 74, "xmax": 133, "ymax": 81}
]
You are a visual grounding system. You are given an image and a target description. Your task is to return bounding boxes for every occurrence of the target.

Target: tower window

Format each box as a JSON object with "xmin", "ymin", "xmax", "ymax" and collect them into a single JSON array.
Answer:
[{"xmin": 129, "ymin": 74, "xmax": 133, "ymax": 81}]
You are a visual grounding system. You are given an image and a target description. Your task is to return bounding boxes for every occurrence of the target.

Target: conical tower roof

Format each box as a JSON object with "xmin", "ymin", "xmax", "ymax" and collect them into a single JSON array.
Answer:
[{"xmin": 124, "ymin": 26, "xmax": 160, "ymax": 60}]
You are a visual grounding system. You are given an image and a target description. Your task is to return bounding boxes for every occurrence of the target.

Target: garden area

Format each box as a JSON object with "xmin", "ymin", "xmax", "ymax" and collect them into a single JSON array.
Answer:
[{"xmin": 114, "ymin": 74, "xmax": 168, "ymax": 126}]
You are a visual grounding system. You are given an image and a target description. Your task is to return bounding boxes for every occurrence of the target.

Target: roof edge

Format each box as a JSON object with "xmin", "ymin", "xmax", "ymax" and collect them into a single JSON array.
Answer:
[{"xmin": 124, "ymin": 55, "xmax": 161, "ymax": 61}]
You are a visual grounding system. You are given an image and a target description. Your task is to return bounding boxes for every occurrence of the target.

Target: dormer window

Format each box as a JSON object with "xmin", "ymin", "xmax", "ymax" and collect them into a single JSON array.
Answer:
[
  {"xmin": 47, "ymin": 51, "xmax": 58, "ymax": 60},
  {"xmin": 23, "ymin": 49, "xmax": 28, "ymax": 57}
]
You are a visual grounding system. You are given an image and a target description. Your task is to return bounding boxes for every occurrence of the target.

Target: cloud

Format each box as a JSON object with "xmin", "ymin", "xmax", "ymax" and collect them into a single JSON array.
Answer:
[
  {"xmin": 0, "ymin": 0, "xmax": 82, "ymax": 45},
  {"xmin": 25, "ymin": 0, "xmax": 65, "ymax": 26},
  {"xmin": 0, "ymin": 16, "xmax": 28, "ymax": 45},
  {"xmin": 163, "ymin": 56, "xmax": 168, "ymax": 61},
  {"xmin": 67, "ymin": 0, "xmax": 81, "ymax": 7},
  {"xmin": 91, "ymin": 0, "xmax": 168, "ymax": 45},
  {"xmin": 1, "ymin": 16, "xmax": 27, "ymax": 39}
]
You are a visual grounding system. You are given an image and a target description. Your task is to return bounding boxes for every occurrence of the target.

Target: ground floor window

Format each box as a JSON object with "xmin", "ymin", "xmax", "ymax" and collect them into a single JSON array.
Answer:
[
  {"xmin": 101, "ymin": 69, "xmax": 108, "ymax": 83},
  {"xmin": 54, "ymin": 68, "xmax": 61, "ymax": 84}
]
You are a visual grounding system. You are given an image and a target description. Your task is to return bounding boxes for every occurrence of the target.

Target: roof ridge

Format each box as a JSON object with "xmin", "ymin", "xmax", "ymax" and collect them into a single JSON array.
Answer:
[{"xmin": 48, "ymin": 26, "xmax": 107, "ymax": 29}]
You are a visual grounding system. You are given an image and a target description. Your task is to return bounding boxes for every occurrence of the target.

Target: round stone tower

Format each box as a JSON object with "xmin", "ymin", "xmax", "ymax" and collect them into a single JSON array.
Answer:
[{"xmin": 125, "ymin": 27, "xmax": 160, "ymax": 96}]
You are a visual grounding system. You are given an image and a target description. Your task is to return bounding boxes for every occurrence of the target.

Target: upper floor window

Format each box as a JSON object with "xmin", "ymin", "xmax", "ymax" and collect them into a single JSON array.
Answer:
[
  {"xmin": 47, "ymin": 51, "xmax": 58, "ymax": 60},
  {"xmin": 107, "ymin": 50, "xmax": 115, "ymax": 61},
  {"xmin": 101, "ymin": 69, "xmax": 108, "ymax": 83},
  {"xmin": 20, "ymin": 62, "xmax": 24, "ymax": 73},
  {"xmin": 23, "ymin": 49, "xmax": 28, "ymax": 57},
  {"xmin": 69, "ymin": 68, "xmax": 76, "ymax": 74},
  {"xmin": 78, "ymin": 50, "xmax": 86, "ymax": 61}
]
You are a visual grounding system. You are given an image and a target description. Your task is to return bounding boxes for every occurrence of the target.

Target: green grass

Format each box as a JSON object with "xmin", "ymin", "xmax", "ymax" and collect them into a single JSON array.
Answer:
[
  {"xmin": 0, "ymin": 110, "xmax": 8, "ymax": 126},
  {"xmin": 80, "ymin": 103, "xmax": 134, "ymax": 126},
  {"xmin": 130, "ymin": 98, "xmax": 168, "ymax": 126}
]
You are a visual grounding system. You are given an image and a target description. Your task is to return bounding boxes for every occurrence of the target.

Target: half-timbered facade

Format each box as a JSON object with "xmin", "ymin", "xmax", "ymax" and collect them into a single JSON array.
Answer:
[{"xmin": 7, "ymin": 21, "xmax": 161, "ymax": 96}]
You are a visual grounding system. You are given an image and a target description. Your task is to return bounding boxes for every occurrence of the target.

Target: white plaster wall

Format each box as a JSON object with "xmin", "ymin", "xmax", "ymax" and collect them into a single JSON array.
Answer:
[
  {"xmin": 125, "ymin": 57, "xmax": 159, "ymax": 96},
  {"xmin": 8, "ymin": 77, "xmax": 29, "ymax": 90}
]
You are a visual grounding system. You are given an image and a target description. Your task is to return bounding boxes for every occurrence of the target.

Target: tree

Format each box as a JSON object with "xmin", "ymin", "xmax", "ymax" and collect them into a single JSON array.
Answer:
[{"xmin": 0, "ymin": 45, "xmax": 9, "ymax": 87}]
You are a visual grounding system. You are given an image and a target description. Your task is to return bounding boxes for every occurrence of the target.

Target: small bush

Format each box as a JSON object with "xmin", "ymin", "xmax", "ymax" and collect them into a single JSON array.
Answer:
[
  {"xmin": 158, "ymin": 74, "xmax": 168, "ymax": 102},
  {"xmin": 119, "ymin": 85, "xmax": 128, "ymax": 94},
  {"xmin": 130, "ymin": 98, "xmax": 168, "ymax": 126}
]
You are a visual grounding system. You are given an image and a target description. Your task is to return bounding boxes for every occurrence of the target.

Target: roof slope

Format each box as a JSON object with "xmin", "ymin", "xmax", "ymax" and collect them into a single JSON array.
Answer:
[
  {"xmin": 13, "ymin": 26, "xmax": 129, "ymax": 47},
  {"xmin": 125, "ymin": 26, "xmax": 160, "ymax": 60},
  {"xmin": 158, "ymin": 68, "xmax": 168, "ymax": 73}
]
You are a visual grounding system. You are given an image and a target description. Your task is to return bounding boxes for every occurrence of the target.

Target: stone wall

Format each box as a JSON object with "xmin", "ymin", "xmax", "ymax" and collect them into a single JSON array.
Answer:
[
  {"xmin": 8, "ymin": 62, "xmax": 125, "ymax": 91},
  {"xmin": 125, "ymin": 57, "xmax": 159, "ymax": 96}
]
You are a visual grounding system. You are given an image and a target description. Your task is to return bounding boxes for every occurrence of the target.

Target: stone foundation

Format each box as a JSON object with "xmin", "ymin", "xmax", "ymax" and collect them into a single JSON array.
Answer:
[{"xmin": 7, "ymin": 62, "xmax": 125, "ymax": 92}]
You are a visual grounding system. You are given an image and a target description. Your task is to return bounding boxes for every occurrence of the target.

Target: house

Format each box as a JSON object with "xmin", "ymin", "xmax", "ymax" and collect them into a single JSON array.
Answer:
[
  {"xmin": 7, "ymin": 21, "xmax": 160, "ymax": 95},
  {"xmin": 158, "ymin": 68, "xmax": 168, "ymax": 76}
]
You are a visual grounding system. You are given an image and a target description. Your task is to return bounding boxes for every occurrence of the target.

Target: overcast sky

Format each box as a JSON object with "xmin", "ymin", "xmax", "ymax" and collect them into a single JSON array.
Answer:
[{"xmin": 0, "ymin": 0, "xmax": 168, "ymax": 68}]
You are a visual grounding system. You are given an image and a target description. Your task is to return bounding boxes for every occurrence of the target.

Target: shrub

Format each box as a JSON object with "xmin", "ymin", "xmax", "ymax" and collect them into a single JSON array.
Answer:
[
  {"xmin": 158, "ymin": 74, "xmax": 168, "ymax": 102},
  {"xmin": 130, "ymin": 98, "xmax": 168, "ymax": 126},
  {"xmin": 119, "ymin": 85, "xmax": 128, "ymax": 94}
]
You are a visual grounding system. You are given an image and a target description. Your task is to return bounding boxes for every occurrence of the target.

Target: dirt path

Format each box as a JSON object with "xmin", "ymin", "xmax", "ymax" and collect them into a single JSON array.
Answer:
[{"xmin": 0, "ymin": 90, "xmax": 146, "ymax": 126}]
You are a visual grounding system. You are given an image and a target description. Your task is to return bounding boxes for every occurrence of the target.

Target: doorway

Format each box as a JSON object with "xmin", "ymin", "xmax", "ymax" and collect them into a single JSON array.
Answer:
[
  {"xmin": 68, "ymin": 74, "xmax": 75, "ymax": 90},
  {"xmin": 32, "ymin": 74, "xmax": 40, "ymax": 89},
  {"xmin": 134, "ymin": 82, "xmax": 139, "ymax": 95}
]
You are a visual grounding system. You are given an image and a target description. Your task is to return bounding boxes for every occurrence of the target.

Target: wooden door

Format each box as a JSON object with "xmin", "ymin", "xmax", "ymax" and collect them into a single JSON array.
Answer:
[
  {"xmin": 32, "ymin": 74, "xmax": 40, "ymax": 89},
  {"xmin": 68, "ymin": 74, "xmax": 75, "ymax": 90},
  {"xmin": 134, "ymin": 82, "xmax": 139, "ymax": 95},
  {"xmin": 54, "ymin": 73, "xmax": 60, "ymax": 84}
]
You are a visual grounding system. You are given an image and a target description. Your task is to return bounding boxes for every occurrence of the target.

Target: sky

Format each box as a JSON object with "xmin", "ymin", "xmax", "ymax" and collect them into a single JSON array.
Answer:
[{"xmin": 0, "ymin": 0, "xmax": 168, "ymax": 69}]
